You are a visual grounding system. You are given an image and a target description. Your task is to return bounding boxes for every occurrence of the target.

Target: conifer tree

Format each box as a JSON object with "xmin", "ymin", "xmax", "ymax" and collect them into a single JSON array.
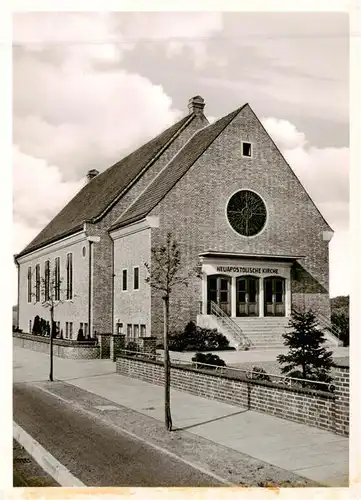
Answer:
[{"xmin": 277, "ymin": 309, "xmax": 334, "ymax": 384}]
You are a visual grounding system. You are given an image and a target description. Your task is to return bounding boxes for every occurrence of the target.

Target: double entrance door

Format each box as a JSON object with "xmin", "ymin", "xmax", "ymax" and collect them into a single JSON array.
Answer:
[{"xmin": 207, "ymin": 274, "xmax": 285, "ymax": 317}]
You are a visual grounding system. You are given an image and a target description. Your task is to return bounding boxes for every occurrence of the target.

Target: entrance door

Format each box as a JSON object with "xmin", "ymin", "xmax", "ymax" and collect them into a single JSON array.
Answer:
[
  {"xmin": 264, "ymin": 277, "xmax": 285, "ymax": 316},
  {"xmin": 207, "ymin": 275, "xmax": 231, "ymax": 316},
  {"xmin": 236, "ymin": 276, "xmax": 259, "ymax": 316}
]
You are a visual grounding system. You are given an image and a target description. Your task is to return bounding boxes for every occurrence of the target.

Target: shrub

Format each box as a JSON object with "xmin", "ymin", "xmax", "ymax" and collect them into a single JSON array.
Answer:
[
  {"xmin": 192, "ymin": 352, "xmax": 226, "ymax": 369},
  {"xmin": 168, "ymin": 321, "xmax": 232, "ymax": 352},
  {"xmin": 125, "ymin": 341, "xmax": 140, "ymax": 356},
  {"xmin": 250, "ymin": 366, "xmax": 271, "ymax": 382},
  {"xmin": 330, "ymin": 312, "xmax": 349, "ymax": 347}
]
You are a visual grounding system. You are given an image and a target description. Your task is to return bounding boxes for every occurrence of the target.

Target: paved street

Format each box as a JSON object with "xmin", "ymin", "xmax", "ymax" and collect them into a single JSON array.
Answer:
[
  {"xmin": 14, "ymin": 383, "xmax": 225, "ymax": 487},
  {"xmin": 13, "ymin": 344, "xmax": 349, "ymax": 486}
]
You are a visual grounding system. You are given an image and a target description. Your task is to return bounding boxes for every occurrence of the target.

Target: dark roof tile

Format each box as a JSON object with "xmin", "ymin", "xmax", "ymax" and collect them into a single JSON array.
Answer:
[
  {"xmin": 112, "ymin": 105, "xmax": 246, "ymax": 230},
  {"xmin": 18, "ymin": 113, "xmax": 195, "ymax": 257}
]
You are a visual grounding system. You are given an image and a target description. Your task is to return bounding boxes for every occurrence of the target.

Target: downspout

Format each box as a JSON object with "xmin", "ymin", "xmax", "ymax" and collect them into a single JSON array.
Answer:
[
  {"xmin": 14, "ymin": 255, "xmax": 20, "ymax": 329},
  {"xmin": 88, "ymin": 240, "xmax": 92, "ymax": 338},
  {"xmin": 111, "ymin": 237, "xmax": 114, "ymax": 335},
  {"xmin": 86, "ymin": 235, "xmax": 100, "ymax": 338}
]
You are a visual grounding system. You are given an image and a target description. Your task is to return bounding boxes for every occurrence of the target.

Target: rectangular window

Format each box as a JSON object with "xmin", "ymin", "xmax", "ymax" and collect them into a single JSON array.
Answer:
[
  {"xmin": 84, "ymin": 323, "xmax": 88, "ymax": 337},
  {"xmin": 69, "ymin": 322, "xmax": 73, "ymax": 339},
  {"xmin": 65, "ymin": 322, "xmax": 69, "ymax": 339},
  {"xmin": 127, "ymin": 324, "xmax": 132, "ymax": 337},
  {"xmin": 55, "ymin": 257, "xmax": 60, "ymax": 301},
  {"xmin": 122, "ymin": 269, "xmax": 128, "ymax": 291},
  {"xmin": 29, "ymin": 320, "xmax": 32, "ymax": 333},
  {"xmin": 117, "ymin": 322, "xmax": 123, "ymax": 334},
  {"xmin": 133, "ymin": 267, "xmax": 139, "ymax": 290},
  {"xmin": 44, "ymin": 260, "xmax": 50, "ymax": 301},
  {"xmin": 27, "ymin": 266, "xmax": 32, "ymax": 303},
  {"xmin": 140, "ymin": 324, "xmax": 146, "ymax": 337},
  {"xmin": 242, "ymin": 141, "xmax": 252, "ymax": 157},
  {"xmin": 133, "ymin": 324, "xmax": 139, "ymax": 338},
  {"xmin": 66, "ymin": 253, "xmax": 73, "ymax": 300},
  {"xmin": 35, "ymin": 264, "xmax": 40, "ymax": 302}
]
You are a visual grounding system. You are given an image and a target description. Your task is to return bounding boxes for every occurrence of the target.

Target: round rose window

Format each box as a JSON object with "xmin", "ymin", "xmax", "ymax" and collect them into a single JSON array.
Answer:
[{"xmin": 227, "ymin": 190, "xmax": 267, "ymax": 237}]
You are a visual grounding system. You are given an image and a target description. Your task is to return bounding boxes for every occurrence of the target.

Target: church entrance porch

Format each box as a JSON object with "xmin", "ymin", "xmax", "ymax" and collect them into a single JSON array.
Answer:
[{"xmin": 200, "ymin": 251, "xmax": 300, "ymax": 320}]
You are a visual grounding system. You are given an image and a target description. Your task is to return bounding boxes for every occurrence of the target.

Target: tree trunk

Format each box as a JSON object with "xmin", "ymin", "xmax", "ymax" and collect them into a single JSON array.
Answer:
[
  {"xmin": 163, "ymin": 296, "xmax": 172, "ymax": 431},
  {"xmin": 49, "ymin": 306, "xmax": 54, "ymax": 382}
]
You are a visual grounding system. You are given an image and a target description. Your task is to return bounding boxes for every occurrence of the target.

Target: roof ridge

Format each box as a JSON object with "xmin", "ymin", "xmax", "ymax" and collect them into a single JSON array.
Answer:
[
  {"xmin": 110, "ymin": 103, "xmax": 247, "ymax": 231},
  {"xmin": 17, "ymin": 112, "xmax": 199, "ymax": 258},
  {"xmin": 110, "ymin": 120, "xmax": 212, "ymax": 229}
]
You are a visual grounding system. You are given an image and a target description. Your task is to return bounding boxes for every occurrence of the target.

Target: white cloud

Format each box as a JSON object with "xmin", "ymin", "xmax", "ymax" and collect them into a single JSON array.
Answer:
[
  {"xmin": 262, "ymin": 116, "xmax": 349, "ymax": 297},
  {"xmin": 262, "ymin": 117, "xmax": 349, "ymax": 231},
  {"xmin": 13, "ymin": 147, "xmax": 84, "ymax": 237}
]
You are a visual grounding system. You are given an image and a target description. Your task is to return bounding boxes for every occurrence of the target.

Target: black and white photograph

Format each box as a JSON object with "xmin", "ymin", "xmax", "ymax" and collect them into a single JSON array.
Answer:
[{"xmin": 9, "ymin": 9, "xmax": 352, "ymax": 492}]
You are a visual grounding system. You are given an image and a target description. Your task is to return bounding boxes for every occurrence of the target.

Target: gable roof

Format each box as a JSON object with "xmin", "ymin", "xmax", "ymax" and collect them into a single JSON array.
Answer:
[
  {"xmin": 17, "ymin": 113, "xmax": 197, "ymax": 257},
  {"xmin": 111, "ymin": 105, "xmax": 247, "ymax": 231}
]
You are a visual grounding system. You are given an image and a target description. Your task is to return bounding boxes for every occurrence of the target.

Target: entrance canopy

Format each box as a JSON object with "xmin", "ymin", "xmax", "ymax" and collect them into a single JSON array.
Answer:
[{"xmin": 199, "ymin": 251, "xmax": 304, "ymax": 318}]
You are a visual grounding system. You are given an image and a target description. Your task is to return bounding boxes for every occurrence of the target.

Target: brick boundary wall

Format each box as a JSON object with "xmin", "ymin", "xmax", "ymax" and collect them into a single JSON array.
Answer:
[
  {"xmin": 13, "ymin": 333, "xmax": 100, "ymax": 360},
  {"xmin": 116, "ymin": 355, "xmax": 349, "ymax": 437}
]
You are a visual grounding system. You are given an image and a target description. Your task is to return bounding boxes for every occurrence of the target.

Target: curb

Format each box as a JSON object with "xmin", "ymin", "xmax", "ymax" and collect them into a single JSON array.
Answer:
[{"xmin": 13, "ymin": 421, "xmax": 86, "ymax": 487}]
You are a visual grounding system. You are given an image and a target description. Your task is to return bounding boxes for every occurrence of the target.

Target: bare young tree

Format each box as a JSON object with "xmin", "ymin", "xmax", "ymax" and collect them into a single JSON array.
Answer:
[
  {"xmin": 32, "ymin": 261, "xmax": 68, "ymax": 381},
  {"xmin": 144, "ymin": 233, "xmax": 193, "ymax": 431}
]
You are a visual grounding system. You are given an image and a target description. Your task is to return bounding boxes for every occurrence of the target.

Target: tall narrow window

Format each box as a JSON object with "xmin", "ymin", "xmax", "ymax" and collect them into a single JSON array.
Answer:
[
  {"xmin": 35, "ymin": 264, "xmax": 40, "ymax": 302},
  {"xmin": 84, "ymin": 323, "xmax": 88, "ymax": 337},
  {"xmin": 133, "ymin": 267, "xmax": 139, "ymax": 290},
  {"xmin": 55, "ymin": 257, "xmax": 60, "ymax": 300},
  {"xmin": 66, "ymin": 253, "xmax": 73, "ymax": 300},
  {"xmin": 69, "ymin": 322, "xmax": 73, "ymax": 339},
  {"xmin": 44, "ymin": 260, "xmax": 50, "ymax": 301},
  {"xmin": 122, "ymin": 269, "xmax": 128, "ymax": 291},
  {"xmin": 127, "ymin": 324, "xmax": 132, "ymax": 337},
  {"xmin": 140, "ymin": 324, "xmax": 146, "ymax": 337},
  {"xmin": 133, "ymin": 324, "xmax": 139, "ymax": 338},
  {"xmin": 29, "ymin": 320, "xmax": 32, "ymax": 333},
  {"xmin": 65, "ymin": 322, "xmax": 69, "ymax": 339},
  {"xmin": 27, "ymin": 266, "xmax": 32, "ymax": 303}
]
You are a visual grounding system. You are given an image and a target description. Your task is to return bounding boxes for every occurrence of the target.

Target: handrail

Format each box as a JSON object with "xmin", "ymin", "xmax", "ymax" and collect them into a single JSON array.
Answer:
[
  {"xmin": 209, "ymin": 301, "xmax": 253, "ymax": 348},
  {"xmin": 292, "ymin": 307, "xmax": 342, "ymax": 346},
  {"xmin": 121, "ymin": 349, "xmax": 335, "ymax": 392}
]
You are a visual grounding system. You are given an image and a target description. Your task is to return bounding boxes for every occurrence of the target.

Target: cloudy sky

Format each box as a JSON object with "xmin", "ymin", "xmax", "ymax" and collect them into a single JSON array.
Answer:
[{"xmin": 12, "ymin": 11, "xmax": 349, "ymax": 299}]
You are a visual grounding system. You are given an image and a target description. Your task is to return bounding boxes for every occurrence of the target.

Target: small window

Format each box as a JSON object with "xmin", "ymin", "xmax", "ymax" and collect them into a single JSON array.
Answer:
[
  {"xmin": 117, "ymin": 322, "xmax": 123, "ymax": 334},
  {"xmin": 29, "ymin": 320, "xmax": 32, "ymax": 333},
  {"xmin": 133, "ymin": 324, "xmax": 139, "ymax": 338},
  {"xmin": 133, "ymin": 267, "xmax": 139, "ymax": 290},
  {"xmin": 65, "ymin": 322, "xmax": 69, "ymax": 339},
  {"xmin": 140, "ymin": 324, "xmax": 146, "ymax": 337},
  {"xmin": 82, "ymin": 246, "xmax": 86, "ymax": 257},
  {"xmin": 127, "ymin": 324, "xmax": 132, "ymax": 337},
  {"xmin": 242, "ymin": 141, "xmax": 252, "ymax": 157},
  {"xmin": 80, "ymin": 322, "xmax": 83, "ymax": 331},
  {"xmin": 84, "ymin": 323, "xmax": 88, "ymax": 336},
  {"xmin": 69, "ymin": 322, "xmax": 73, "ymax": 339},
  {"xmin": 122, "ymin": 269, "xmax": 128, "ymax": 291},
  {"xmin": 35, "ymin": 264, "xmax": 40, "ymax": 302}
]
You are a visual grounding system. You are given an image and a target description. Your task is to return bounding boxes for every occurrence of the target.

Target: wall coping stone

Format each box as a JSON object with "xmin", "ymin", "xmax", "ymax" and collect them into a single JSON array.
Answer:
[
  {"xmin": 117, "ymin": 354, "xmax": 336, "ymax": 399},
  {"xmin": 13, "ymin": 332, "xmax": 99, "ymax": 348}
]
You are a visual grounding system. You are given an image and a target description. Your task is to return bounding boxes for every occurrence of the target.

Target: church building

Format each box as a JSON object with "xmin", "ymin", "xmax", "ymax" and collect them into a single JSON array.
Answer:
[{"xmin": 15, "ymin": 96, "xmax": 337, "ymax": 349}]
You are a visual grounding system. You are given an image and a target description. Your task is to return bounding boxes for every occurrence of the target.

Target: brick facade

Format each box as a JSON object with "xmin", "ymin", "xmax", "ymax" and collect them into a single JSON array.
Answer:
[
  {"xmin": 13, "ymin": 332, "xmax": 100, "ymax": 359},
  {"xmin": 16, "ymin": 99, "xmax": 332, "ymax": 346},
  {"xmin": 116, "ymin": 355, "xmax": 349, "ymax": 437},
  {"xmin": 148, "ymin": 105, "xmax": 331, "ymax": 337}
]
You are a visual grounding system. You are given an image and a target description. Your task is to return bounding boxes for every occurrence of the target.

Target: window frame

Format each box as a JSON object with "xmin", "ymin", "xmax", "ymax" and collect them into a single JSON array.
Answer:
[
  {"xmin": 55, "ymin": 257, "xmax": 60, "ymax": 301},
  {"xmin": 133, "ymin": 266, "xmax": 140, "ymax": 291},
  {"xmin": 66, "ymin": 252, "xmax": 73, "ymax": 300},
  {"xmin": 122, "ymin": 269, "xmax": 128, "ymax": 292},
  {"xmin": 241, "ymin": 141, "xmax": 253, "ymax": 158},
  {"xmin": 44, "ymin": 260, "xmax": 50, "ymax": 301},
  {"xmin": 35, "ymin": 264, "xmax": 41, "ymax": 302},
  {"xmin": 27, "ymin": 266, "xmax": 32, "ymax": 303}
]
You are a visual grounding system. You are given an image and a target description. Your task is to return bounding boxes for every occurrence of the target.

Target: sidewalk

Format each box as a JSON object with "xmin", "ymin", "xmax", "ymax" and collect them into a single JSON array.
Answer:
[{"xmin": 13, "ymin": 345, "xmax": 349, "ymax": 487}]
